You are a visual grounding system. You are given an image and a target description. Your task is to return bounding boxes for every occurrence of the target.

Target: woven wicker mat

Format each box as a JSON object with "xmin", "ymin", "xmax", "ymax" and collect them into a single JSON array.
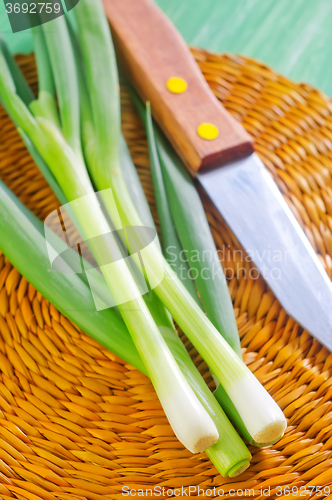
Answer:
[{"xmin": 0, "ymin": 49, "xmax": 332, "ymax": 500}]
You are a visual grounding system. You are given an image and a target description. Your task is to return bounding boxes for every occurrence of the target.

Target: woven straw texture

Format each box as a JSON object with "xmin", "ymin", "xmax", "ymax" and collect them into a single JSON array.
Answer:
[{"xmin": 0, "ymin": 49, "xmax": 332, "ymax": 499}]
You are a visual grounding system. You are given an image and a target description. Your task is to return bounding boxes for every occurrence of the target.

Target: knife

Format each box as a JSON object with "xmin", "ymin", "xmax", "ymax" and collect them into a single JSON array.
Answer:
[{"xmin": 103, "ymin": 0, "xmax": 332, "ymax": 350}]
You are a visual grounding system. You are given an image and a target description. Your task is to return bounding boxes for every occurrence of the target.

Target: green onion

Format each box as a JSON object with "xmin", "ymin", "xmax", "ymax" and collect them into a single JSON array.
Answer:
[
  {"xmin": 73, "ymin": 0, "xmax": 286, "ymax": 444},
  {"xmin": 1, "ymin": 0, "xmax": 286, "ymax": 446},
  {"xmin": 158, "ymin": 134, "xmax": 241, "ymax": 355},
  {"xmin": 133, "ymin": 93, "xmax": 257, "ymax": 445},
  {"xmin": 29, "ymin": 26, "xmax": 60, "ymax": 126},
  {"xmin": 0, "ymin": 35, "xmax": 251, "ymax": 474},
  {"xmin": 0, "ymin": 176, "xmax": 251, "ymax": 475},
  {"xmin": 0, "ymin": 35, "xmax": 34, "ymax": 106},
  {"xmin": 145, "ymin": 102, "xmax": 201, "ymax": 305},
  {"xmin": 74, "ymin": 0, "xmax": 219, "ymax": 453},
  {"xmin": 41, "ymin": 16, "xmax": 82, "ymax": 159},
  {"xmin": 0, "ymin": 178, "xmax": 144, "ymax": 372},
  {"xmin": 144, "ymin": 99, "xmax": 282, "ymax": 446},
  {"xmin": 0, "ymin": 43, "xmax": 66, "ymax": 206},
  {"xmin": 0, "ymin": 24, "xmax": 220, "ymax": 455},
  {"xmin": 0, "ymin": 34, "xmax": 253, "ymax": 474},
  {"xmin": 120, "ymin": 134, "xmax": 157, "ymax": 232},
  {"xmin": 114, "ymin": 125, "xmax": 252, "ymax": 477},
  {"xmin": 19, "ymin": 129, "xmax": 68, "ymax": 207}
]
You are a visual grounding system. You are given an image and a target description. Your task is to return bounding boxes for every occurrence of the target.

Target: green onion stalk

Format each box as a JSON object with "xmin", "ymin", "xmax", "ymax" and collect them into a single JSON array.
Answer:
[
  {"xmin": 0, "ymin": 34, "xmax": 66, "ymax": 206},
  {"xmin": 41, "ymin": 18, "xmax": 82, "ymax": 159},
  {"xmin": 30, "ymin": 26, "xmax": 59, "ymax": 126},
  {"xmin": 0, "ymin": 35, "xmax": 34, "ymax": 107},
  {"xmin": 0, "ymin": 34, "xmax": 252, "ymax": 475},
  {"xmin": 110, "ymin": 116, "xmax": 252, "ymax": 476},
  {"xmin": 0, "ymin": 179, "xmax": 143, "ymax": 372},
  {"xmin": 135, "ymin": 95, "xmax": 276, "ymax": 447},
  {"xmin": 144, "ymin": 103, "xmax": 200, "ymax": 305},
  {"xmin": 0, "ymin": 178, "xmax": 251, "ymax": 476},
  {"xmin": 73, "ymin": 0, "xmax": 286, "ymax": 445},
  {"xmin": 0, "ymin": 37, "xmax": 253, "ymax": 475},
  {"xmin": 142, "ymin": 100, "xmax": 252, "ymax": 445},
  {"xmin": 0, "ymin": 28, "xmax": 220, "ymax": 454}
]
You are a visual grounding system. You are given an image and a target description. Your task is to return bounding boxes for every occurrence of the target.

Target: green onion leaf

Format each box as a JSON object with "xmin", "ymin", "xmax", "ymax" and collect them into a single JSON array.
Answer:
[
  {"xmin": 70, "ymin": 0, "xmax": 286, "ymax": 445},
  {"xmin": 1, "ymin": 22, "xmax": 219, "ymax": 454},
  {"xmin": 0, "ymin": 179, "xmax": 144, "ymax": 372},
  {"xmin": 30, "ymin": 26, "xmax": 60, "ymax": 126},
  {"xmin": 41, "ymin": 16, "xmax": 82, "ymax": 159},
  {"xmin": 145, "ymin": 102, "xmax": 201, "ymax": 305}
]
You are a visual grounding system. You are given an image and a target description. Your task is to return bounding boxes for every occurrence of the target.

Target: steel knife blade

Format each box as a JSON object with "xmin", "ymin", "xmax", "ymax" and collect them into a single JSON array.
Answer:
[
  {"xmin": 199, "ymin": 154, "xmax": 332, "ymax": 350},
  {"xmin": 104, "ymin": 0, "xmax": 332, "ymax": 349}
]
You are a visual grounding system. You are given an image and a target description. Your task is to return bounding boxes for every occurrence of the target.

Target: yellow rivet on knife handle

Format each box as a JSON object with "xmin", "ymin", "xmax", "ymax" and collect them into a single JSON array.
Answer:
[
  {"xmin": 197, "ymin": 123, "xmax": 219, "ymax": 140},
  {"xmin": 166, "ymin": 77, "xmax": 188, "ymax": 94}
]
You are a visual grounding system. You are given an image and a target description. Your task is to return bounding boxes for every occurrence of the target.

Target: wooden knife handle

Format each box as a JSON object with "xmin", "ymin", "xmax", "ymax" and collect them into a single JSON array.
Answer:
[{"xmin": 103, "ymin": 0, "xmax": 254, "ymax": 173}]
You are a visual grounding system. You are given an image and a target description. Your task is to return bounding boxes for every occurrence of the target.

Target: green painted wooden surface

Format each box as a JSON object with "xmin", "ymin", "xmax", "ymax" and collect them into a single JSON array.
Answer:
[{"xmin": 1, "ymin": 0, "xmax": 332, "ymax": 94}]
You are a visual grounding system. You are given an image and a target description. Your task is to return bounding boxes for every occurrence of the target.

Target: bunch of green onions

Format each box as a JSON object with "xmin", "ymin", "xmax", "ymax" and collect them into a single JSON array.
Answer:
[{"xmin": 0, "ymin": 0, "xmax": 286, "ymax": 475}]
